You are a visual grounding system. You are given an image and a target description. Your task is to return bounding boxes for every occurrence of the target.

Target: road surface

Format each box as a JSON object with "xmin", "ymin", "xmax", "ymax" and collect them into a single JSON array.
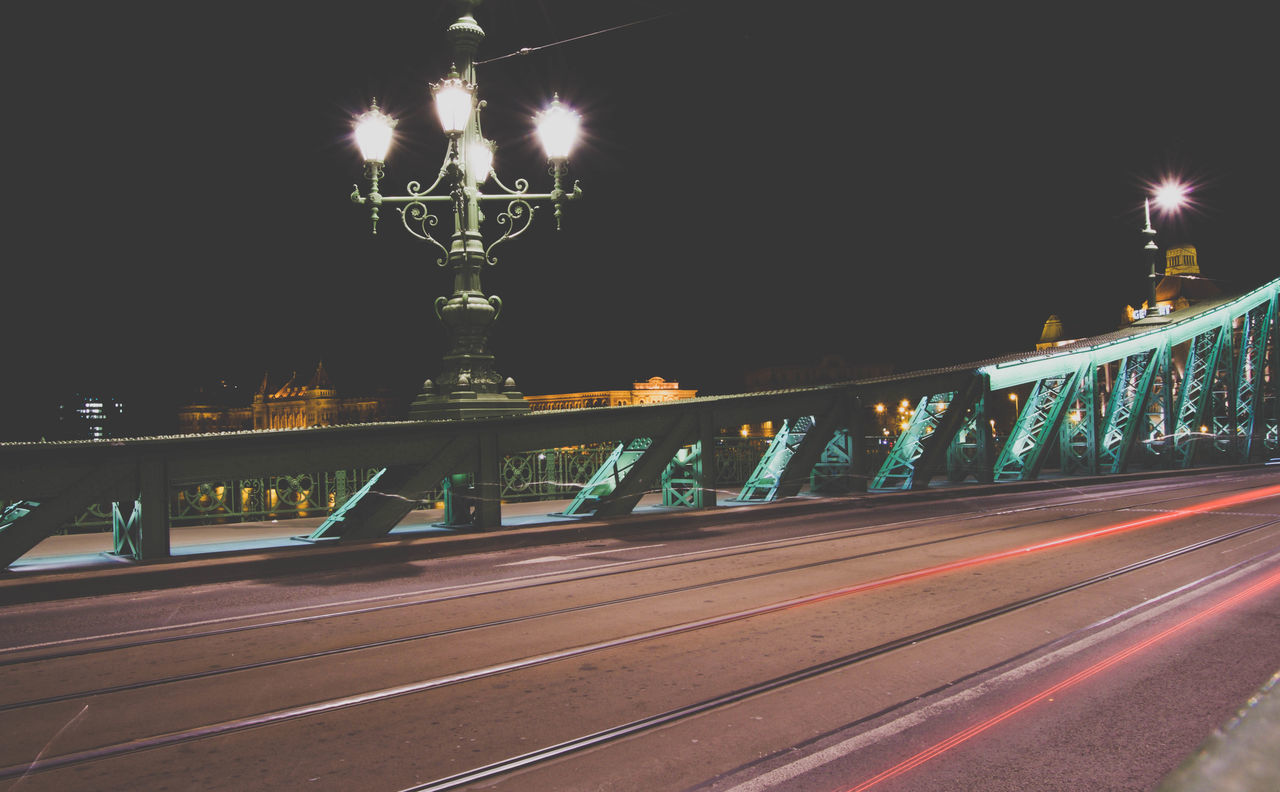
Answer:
[{"xmin": 2, "ymin": 468, "xmax": 1279, "ymax": 791}]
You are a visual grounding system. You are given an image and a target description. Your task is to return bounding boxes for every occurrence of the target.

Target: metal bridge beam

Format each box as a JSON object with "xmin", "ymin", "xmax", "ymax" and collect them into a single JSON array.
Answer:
[
  {"xmin": 594, "ymin": 413, "xmax": 700, "ymax": 518},
  {"xmin": 993, "ymin": 366, "xmax": 1082, "ymax": 482},
  {"xmin": 1100, "ymin": 346, "xmax": 1162, "ymax": 474},
  {"xmin": 1173, "ymin": 323, "xmax": 1230, "ymax": 468},
  {"xmin": 872, "ymin": 375, "xmax": 983, "ymax": 491},
  {"xmin": 1059, "ymin": 363, "xmax": 1099, "ymax": 476},
  {"xmin": 1238, "ymin": 297, "xmax": 1277, "ymax": 462},
  {"xmin": 776, "ymin": 397, "xmax": 849, "ymax": 499},
  {"xmin": 0, "ymin": 466, "xmax": 131, "ymax": 567},
  {"xmin": 307, "ymin": 437, "xmax": 472, "ymax": 541}
]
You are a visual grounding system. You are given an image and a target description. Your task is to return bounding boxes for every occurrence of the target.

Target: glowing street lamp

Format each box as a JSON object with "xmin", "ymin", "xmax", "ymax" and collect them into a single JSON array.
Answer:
[
  {"xmin": 348, "ymin": 9, "xmax": 584, "ymax": 421},
  {"xmin": 1141, "ymin": 179, "xmax": 1189, "ymax": 316}
]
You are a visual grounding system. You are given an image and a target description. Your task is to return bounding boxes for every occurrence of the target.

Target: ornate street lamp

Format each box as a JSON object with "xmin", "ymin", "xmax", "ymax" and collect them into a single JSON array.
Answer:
[
  {"xmin": 1140, "ymin": 179, "xmax": 1188, "ymax": 318},
  {"xmin": 349, "ymin": 8, "xmax": 582, "ymax": 421}
]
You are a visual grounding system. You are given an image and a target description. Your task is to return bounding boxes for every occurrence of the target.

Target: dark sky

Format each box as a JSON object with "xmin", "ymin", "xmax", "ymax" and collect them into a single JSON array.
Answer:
[{"xmin": 4, "ymin": 1, "xmax": 1276, "ymax": 440}]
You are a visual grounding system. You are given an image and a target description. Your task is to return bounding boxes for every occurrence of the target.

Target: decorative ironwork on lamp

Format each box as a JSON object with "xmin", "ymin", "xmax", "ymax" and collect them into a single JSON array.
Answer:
[{"xmin": 348, "ymin": 9, "xmax": 583, "ymax": 421}]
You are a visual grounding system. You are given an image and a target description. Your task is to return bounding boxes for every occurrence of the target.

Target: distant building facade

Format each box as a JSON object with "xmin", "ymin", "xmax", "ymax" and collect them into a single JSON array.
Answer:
[
  {"xmin": 57, "ymin": 394, "xmax": 128, "ymax": 440},
  {"xmin": 525, "ymin": 377, "xmax": 697, "ymax": 412},
  {"xmin": 178, "ymin": 362, "xmax": 394, "ymax": 434}
]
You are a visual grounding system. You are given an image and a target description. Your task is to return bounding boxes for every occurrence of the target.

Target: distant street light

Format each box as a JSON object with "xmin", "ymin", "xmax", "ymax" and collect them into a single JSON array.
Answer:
[
  {"xmin": 349, "ymin": 8, "xmax": 583, "ymax": 421},
  {"xmin": 1008, "ymin": 391, "xmax": 1020, "ymax": 430},
  {"xmin": 1140, "ymin": 179, "xmax": 1188, "ymax": 317}
]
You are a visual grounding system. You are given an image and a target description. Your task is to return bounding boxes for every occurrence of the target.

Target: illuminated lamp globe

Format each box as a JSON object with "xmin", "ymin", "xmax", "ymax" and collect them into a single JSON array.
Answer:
[
  {"xmin": 535, "ymin": 95, "xmax": 580, "ymax": 161},
  {"xmin": 354, "ymin": 102, "xmax": 396, "ymax": 163},
  {"xmin": 431, "ymin": 67, "xmax": 474, "ymax": 137},
  {"xmin": 1153, "ymin": 180, "xmax": 1188, "ymax": 212},
  {"xmin": 469, "ymin": 138, "xmax": 495, "ymax": 184}
]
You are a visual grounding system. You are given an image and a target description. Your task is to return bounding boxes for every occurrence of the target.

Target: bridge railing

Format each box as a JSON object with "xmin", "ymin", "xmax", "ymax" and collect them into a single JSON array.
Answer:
[
  {"xmin": 2, "ymin": 277, "xmax": 1274, "ymax": 568},
  {"xmin": 35, "ymin": 439, "xmax": 782, "ymax": 534}
]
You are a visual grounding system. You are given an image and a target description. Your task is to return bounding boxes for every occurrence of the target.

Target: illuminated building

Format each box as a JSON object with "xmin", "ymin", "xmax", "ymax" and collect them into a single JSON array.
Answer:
[
  {"xmin": 1125, "ymin": 244, "xmax": 1220, "ymax": 323},
  {"xmin": 525, "ymin": 377, "xmax": 696, "ymax": 412},
  {"xmin": 57, "ymin": 395, "xmax": 127, "ymax": 440},
  {"xmin": 178, "ymin": 362, "xmax": 394, "ymax": 434},
  {"xmin": 1035, "ymin": 314, "xmax": 1079, "ymax": 351}
]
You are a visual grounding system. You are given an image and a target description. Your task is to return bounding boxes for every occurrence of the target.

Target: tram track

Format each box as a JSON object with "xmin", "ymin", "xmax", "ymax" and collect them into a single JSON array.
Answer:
[
  {"xmin": 404, "ymin": 523, "xmax": 1280, "ymax": 792},
  {"xmin": 3, "ymin": 496, "xmax": 1277, "ymax": 785},
  {"xmin": 0, "ymin": 476, "xmax": 1239, "ymax": 668},
  {"xmin": 0, "ymin": 477, "xmax": 1257, "ymax": 714}
]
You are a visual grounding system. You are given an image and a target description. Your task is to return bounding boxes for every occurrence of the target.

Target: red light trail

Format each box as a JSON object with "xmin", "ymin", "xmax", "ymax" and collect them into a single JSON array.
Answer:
[
  {"xmin": 842, "ymin": 530, "xmax": 1280, "ymax": 791},
  {"xmin": 787, "ymin": 482, "xmax": 1280, "ymax": 611}
]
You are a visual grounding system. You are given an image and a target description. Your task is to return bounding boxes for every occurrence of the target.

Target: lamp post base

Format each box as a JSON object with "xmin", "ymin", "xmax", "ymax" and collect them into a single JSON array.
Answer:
[{"xmin": 408, "ymin": 389, "xmax": 529, "ymax": 422}]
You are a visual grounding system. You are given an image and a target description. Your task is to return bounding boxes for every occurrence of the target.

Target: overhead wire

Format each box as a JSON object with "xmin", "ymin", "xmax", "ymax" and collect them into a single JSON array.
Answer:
[{"xmin": 475, "ymin": 11, "xmax": 679, "ymax": 65}]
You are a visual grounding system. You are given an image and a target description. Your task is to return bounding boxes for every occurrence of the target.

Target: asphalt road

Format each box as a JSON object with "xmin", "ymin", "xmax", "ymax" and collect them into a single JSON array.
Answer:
[{"xmin": 2, "ymin": 468, "xmax": 1279, "ymax": 791}]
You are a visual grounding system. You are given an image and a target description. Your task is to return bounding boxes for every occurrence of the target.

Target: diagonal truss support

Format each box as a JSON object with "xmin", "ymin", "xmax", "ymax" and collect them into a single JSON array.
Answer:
[
  {"xmin": 1235, "ymin": 298, "xmax": 1277, "ymax": 462},
  {"xmin": 993, "ymin": 364, "xmax": 1086, "ymax": 482},
  {"xmin": 1099, "ymin": 346, "xmax": 1162, "ymax": 474},
  {"xmin": 0, "ymin": 466, "xmax": 132, "ymax": 567},
  {"xmin": 872, "ymin": 376, "xmax": 983, "ymax": 491},
  {"xmin": 307, "ymin": 437, "xmax": 472, "ymax": 540},
  {"xmin": 1172, "ymin": 322, "xmax": 1231, "ymax": 468},
  {"xmin": 1138, "ymin": 341, "xmax": 1176, "ymax": 467},
  {"xmin": 1060, "ymin": 363, "xmax": 1099, "ymax": 476},
  {"xmin": 661, "ymin": 442, "xmax": 703, "ymax": 508},
  {"xmin": 946, "ymin": 389, "xmax": 992, "ymax": 484},
  {"xmin": 736, "ymin": 417, "xmax": 813, "ymax": 502},
  {"xmin": 735, "ymin": 398, "xmax": 849, "ymax": 502},
  {"xmin": 558, "ymin": 438, "xmax": 653, "ymax": 517}
]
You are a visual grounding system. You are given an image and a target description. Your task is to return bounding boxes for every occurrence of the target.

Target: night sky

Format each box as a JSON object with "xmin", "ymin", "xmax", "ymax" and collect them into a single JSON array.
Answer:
[{"xmin": 4, "ymin": 1, "xmax": 1275, "ymax": 440}]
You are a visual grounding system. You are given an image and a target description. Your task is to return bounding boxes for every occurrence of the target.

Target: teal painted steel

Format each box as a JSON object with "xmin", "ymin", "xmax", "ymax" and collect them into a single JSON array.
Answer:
[
  {"xmin": 736, "ymin": 417, "xmax": 813, "ymax": 502},
  {"xmin": 661, "ymin": 442, "xmax": 702, "ymax": 508},
  {"xmin": 307, "ymin": 468, "xmax": 389, "ymax": 540},
  {"xmin": 993, "ymin": 367, "xmax": 1083, "ymax": 482},
  {"xmin": 1138, "ymin": 342, "xmax": 1176, "ymax": 467},
  {"xmin": 811, "ymin": 430, "xmax": 855, "ymax": 494},
  {"xmin": 1234, "ymin": 299, "xmax": 1276, "ymax": 461},
  {"xmin": 1173, "ymin": 323, "xmax": 1230, "ymax": 468},
  {"xmin": 1060, "ymin": 363, "xmax": 1099, "ymax": 476},
  {"xmin": 111, "ymin": 499, "xmax": 141, "ymax": 557},
  {"xmin": 871, "ymin": 392, "xmax": 957, "ymax": 490},
  {"xmin": 558, "ymin": 438, "xmax": 652, "ymax": 516},
  {"xmin": 4, "ymin": 279, "xmax": 1276, "ymax": 569},
  {"xmin": 1100, "ymin": 348, "xmax": 1161, "ymax": 474}
]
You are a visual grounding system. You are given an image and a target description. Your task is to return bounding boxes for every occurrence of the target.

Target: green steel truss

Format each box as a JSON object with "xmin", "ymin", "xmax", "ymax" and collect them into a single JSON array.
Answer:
[
  {"xmin": 944, "ymin": 393, "xmax": 992, "ymax": 484},
  {"xmin": 112, "ymin": 499, "xmax": 142, "ymax": 557},
  {"xmin": 4, "ymin": 279, "xmax": 1276, "ymax": 570},
  {"xmin": 871, "ymin": 392, "xmax": 958, "ymax": 490},
  {"xmin": 1138, "ymin": 341, "xmax": 1176, "ymax": 467},
  {"xmin": 811, "ymin": 429, "xmax": 856, "ymax": 494},
  {"xmin": 1172, "ymin": 323, "xmax": 1230, "ymax": 468},
  {"xmin": 1099, "ymin": 347, "xmax": 1161, "ymax": 474},
  {"xmin": 737, "ymin": 417, "xmax": 814, "ymax": 502},
  {"xmin": 993, "ymin": 365, "xmax": 1086, "ymax": 482},
  {"xmin": 1234, "ymin": 299, "xmax": 1277, "ymax": 461},
  {"xmin": 559, "ymin": 438, "xmax": 653, "ymax": 516},
  {"xmin": 661, "ymin": 442, "xmax": 703, "ymax": 508},
  {"xmin": 1060, "ymin": 364, "xmax": 1098, "ymax": 476}
]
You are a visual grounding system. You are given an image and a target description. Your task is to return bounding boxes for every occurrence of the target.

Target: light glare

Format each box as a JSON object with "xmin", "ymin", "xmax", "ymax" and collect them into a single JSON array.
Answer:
[
  {"xmin": 536, "ymin": 96, "xmax": 580, "ymax": 161},
  {"xmin": 432, "ymin": 73, "xmax": 474, "ymax": 135},
  {"xmin": 354, "ymin": 104, "xmax": 396, "ymax": 163},
  {"xmin": 1153, "ymin": 180, "xmax": 1189, "ymax": 212}
]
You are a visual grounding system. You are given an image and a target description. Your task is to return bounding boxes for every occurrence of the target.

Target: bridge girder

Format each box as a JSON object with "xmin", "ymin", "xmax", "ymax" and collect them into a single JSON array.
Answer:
[{"xmin": 2, "ymin": 279, "xmax": 1276, "ymax": 568}]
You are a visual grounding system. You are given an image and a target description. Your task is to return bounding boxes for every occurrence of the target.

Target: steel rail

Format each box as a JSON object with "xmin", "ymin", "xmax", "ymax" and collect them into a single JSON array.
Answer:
[
  {"xmin": 2, "ymin": 513, "xmax": 1277, "ymax": 783},
  {"xmin": 0, "ymin": 477, "xmax": 1224, "ymax": 669},
  {"xmin": 402, "ymin": 520, "xmax": 1280, "ymax": 792}
]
